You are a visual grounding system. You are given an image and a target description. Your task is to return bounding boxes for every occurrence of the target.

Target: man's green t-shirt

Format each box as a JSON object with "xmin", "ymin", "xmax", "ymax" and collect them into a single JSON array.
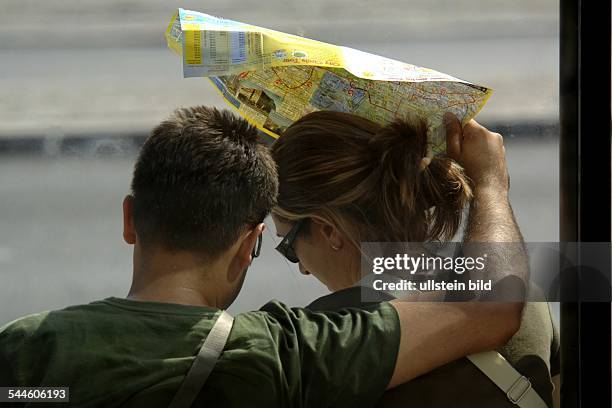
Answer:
[{"xmin": 0, "ymin": 298, "xmax": 400, "ymax": 407}]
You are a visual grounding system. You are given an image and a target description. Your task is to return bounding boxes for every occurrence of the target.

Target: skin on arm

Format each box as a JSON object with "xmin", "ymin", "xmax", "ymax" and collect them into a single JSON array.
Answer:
[{"xmin": 387, "ymin": 114, "xmax": 527, "ymax": 388}]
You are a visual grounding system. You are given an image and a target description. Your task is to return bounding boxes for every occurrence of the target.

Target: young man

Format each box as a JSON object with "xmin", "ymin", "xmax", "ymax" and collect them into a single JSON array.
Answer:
[{"xmin": 0, "ymin": 107, "xmax": 524, "ymax": 407}]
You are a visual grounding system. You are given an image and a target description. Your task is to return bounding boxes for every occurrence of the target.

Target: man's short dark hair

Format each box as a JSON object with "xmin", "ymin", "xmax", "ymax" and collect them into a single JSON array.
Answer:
[{"xmin": 130, "ymin": 106, "xmax": 278, "ymax": 258}]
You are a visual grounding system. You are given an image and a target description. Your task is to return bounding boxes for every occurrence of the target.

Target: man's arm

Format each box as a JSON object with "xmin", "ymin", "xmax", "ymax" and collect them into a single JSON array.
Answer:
[
  {"xmin": 387, "ymin": 114, "xmax": 526, "ymax": 388},
  {"xmin": 458, "ymin": 117, "xmax": 528, "ymax": 303}
]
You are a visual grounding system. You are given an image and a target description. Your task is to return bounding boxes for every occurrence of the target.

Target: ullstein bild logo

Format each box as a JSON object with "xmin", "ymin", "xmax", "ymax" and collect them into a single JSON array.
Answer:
[{"xmin": 371, "ymin": 278, "xmax": 492, "ymax": 292}]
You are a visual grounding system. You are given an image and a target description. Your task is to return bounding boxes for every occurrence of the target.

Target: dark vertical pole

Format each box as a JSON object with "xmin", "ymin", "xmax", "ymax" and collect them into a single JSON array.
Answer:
[
  {"xmin": 560, "ymin": 0, "xmax": 611, "ymax": 407},
  {"xmin": 577, "ymin": 0, "xmax": 612, "ymax": 402}
]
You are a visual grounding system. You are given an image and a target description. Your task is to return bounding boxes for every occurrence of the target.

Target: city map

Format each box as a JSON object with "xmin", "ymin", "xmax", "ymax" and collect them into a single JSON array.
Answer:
[{"xmin": 166, "ymin": 8, "xmax": 493, "ymax": 151}]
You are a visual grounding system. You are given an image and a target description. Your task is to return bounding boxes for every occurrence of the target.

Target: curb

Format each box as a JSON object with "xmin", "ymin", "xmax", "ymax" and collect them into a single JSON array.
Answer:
[{"xmin": 0, "ymin": 122, "xmax": 560, "ymax": 156}]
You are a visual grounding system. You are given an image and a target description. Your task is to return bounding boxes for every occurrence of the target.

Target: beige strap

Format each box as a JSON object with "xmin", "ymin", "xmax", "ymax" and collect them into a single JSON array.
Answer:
[
  {"xmin": 168, "ymin": 310, "xmax": 234, "ymax": 408},
  {"xmin": 467, "ymin": 351, "xmax": 548, "ymax": 408}
]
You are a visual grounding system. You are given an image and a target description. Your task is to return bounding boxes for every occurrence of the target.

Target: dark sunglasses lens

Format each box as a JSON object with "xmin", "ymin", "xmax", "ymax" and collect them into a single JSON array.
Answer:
[
  {"xmin": 275, "ymin": 219, "xmax": 305, "ymax": 263},
  {"xmin": 285, "ymin": 249, "xmax": 299, "ymax": 263},
  {"xmin": 275, "ymin": 240, "xmax": 299, "ymax": 263}
]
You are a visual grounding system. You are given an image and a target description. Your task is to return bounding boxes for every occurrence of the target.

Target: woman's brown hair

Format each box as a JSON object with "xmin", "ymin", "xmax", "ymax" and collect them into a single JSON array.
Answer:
[{"xmin": 271, "ymin": 111, "xmax": 472, "ymax": 245}]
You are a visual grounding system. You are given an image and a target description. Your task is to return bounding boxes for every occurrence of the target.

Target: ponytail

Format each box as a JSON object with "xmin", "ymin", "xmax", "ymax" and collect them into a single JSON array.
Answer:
[{"xmin": 371, "ymin": 116, "xmax": 472, "ymax": 242}]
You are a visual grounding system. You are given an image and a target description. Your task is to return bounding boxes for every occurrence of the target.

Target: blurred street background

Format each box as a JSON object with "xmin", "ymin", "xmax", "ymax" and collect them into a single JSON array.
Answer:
[{"xmin": 0, "ymin": 0, "xmax": 559, "ymax": 324}]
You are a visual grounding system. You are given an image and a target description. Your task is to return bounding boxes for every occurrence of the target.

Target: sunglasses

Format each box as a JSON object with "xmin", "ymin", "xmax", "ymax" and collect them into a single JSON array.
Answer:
[{"xmin": 275, "ymin": 218, "xmax": 306, "ymax": 263}]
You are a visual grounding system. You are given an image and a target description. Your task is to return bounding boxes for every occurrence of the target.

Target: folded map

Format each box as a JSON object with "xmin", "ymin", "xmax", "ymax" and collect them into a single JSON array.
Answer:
[{"xmin": 166, "ymin": 8, "xmax": 493, "ymax": 151}]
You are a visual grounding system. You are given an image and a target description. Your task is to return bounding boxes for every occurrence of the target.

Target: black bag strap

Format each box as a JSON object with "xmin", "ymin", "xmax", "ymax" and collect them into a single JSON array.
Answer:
[{"xmin": 168, "ymin": 310, "xmax": 234, "ymax": 408}]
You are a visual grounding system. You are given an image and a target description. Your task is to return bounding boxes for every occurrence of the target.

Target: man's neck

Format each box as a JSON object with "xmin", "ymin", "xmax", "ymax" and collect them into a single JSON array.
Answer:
[
  {"xmin": 127, "ymin": 285, "xmax": 217, "ymax": 308},
  {"xmin": 127, "ymin": 246, "xmax": 226, "ymax": 308}
]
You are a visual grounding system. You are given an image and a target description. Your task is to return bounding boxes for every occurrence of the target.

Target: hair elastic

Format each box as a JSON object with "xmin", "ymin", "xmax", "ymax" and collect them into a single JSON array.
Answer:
[{"xmin": 419, "ymin": 146, "xmax": 434, "ymax": 171}]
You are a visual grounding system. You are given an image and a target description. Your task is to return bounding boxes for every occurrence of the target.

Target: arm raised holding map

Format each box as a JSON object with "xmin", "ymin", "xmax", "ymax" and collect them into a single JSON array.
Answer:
[{"xmin": 386, "ymin": 113, "xmax": 526, "ymax": 388}]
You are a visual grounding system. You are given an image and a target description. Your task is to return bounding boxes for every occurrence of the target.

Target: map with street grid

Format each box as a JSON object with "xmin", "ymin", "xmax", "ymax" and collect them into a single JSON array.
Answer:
[{"xmin": 167, "ymin": 8, "xmax": 492, "ymax": 151}]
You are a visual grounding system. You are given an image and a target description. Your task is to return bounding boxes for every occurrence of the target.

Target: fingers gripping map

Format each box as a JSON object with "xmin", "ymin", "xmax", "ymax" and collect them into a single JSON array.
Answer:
[{"xmin": 166, "ymin": 8, "xmax": 493, "ymax": 151}]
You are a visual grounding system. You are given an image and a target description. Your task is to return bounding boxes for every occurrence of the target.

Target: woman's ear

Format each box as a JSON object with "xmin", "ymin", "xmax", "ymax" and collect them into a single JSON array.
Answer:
[
  {"xmin": 311, "ymin": 218, "xmax": 343, "ymax": 251},
  {"xmin": 123, "ymin": 195, "xmax": 136, "ymax": 244}
]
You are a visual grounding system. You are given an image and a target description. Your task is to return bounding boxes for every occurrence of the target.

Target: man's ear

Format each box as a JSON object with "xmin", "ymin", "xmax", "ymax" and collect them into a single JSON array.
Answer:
[
  {"xmin": 311, "ymin": 218, "xmax": 344, "ymax": 250},
  {"xmin": 234, "ymin": 223, "xmax": 266, "ymax": 270},
  {"xmin": 122, "ymin": 195, "xmax": 136, "ymax": 245}
]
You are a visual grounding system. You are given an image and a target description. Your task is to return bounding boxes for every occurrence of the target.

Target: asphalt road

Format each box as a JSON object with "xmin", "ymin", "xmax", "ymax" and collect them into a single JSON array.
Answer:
[{"xmin": 0, "ymin": 0, "xmax": 558, "ymax": 136}]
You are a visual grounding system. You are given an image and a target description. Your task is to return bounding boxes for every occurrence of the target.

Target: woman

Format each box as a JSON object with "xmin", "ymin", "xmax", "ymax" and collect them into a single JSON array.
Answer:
[{"xmin": 270, "ymin": 111, "xmax": 560, "ymax": 407}]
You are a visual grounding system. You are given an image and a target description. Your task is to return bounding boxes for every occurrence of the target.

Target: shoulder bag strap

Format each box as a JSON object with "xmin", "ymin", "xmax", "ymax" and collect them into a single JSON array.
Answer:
[
  {"xmin": 467, "ymin": 351, "xmax": 548, "ymax": 408},
  {"xmin": 168, "ymin": 310, "xmax": 234, "ymax": 408}
]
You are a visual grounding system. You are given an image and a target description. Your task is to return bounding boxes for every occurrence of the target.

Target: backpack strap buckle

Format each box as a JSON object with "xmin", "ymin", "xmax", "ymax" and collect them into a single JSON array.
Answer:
[{"xmin": 506, "ymin": 375, "xmax": 532, "ymax": 404}]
